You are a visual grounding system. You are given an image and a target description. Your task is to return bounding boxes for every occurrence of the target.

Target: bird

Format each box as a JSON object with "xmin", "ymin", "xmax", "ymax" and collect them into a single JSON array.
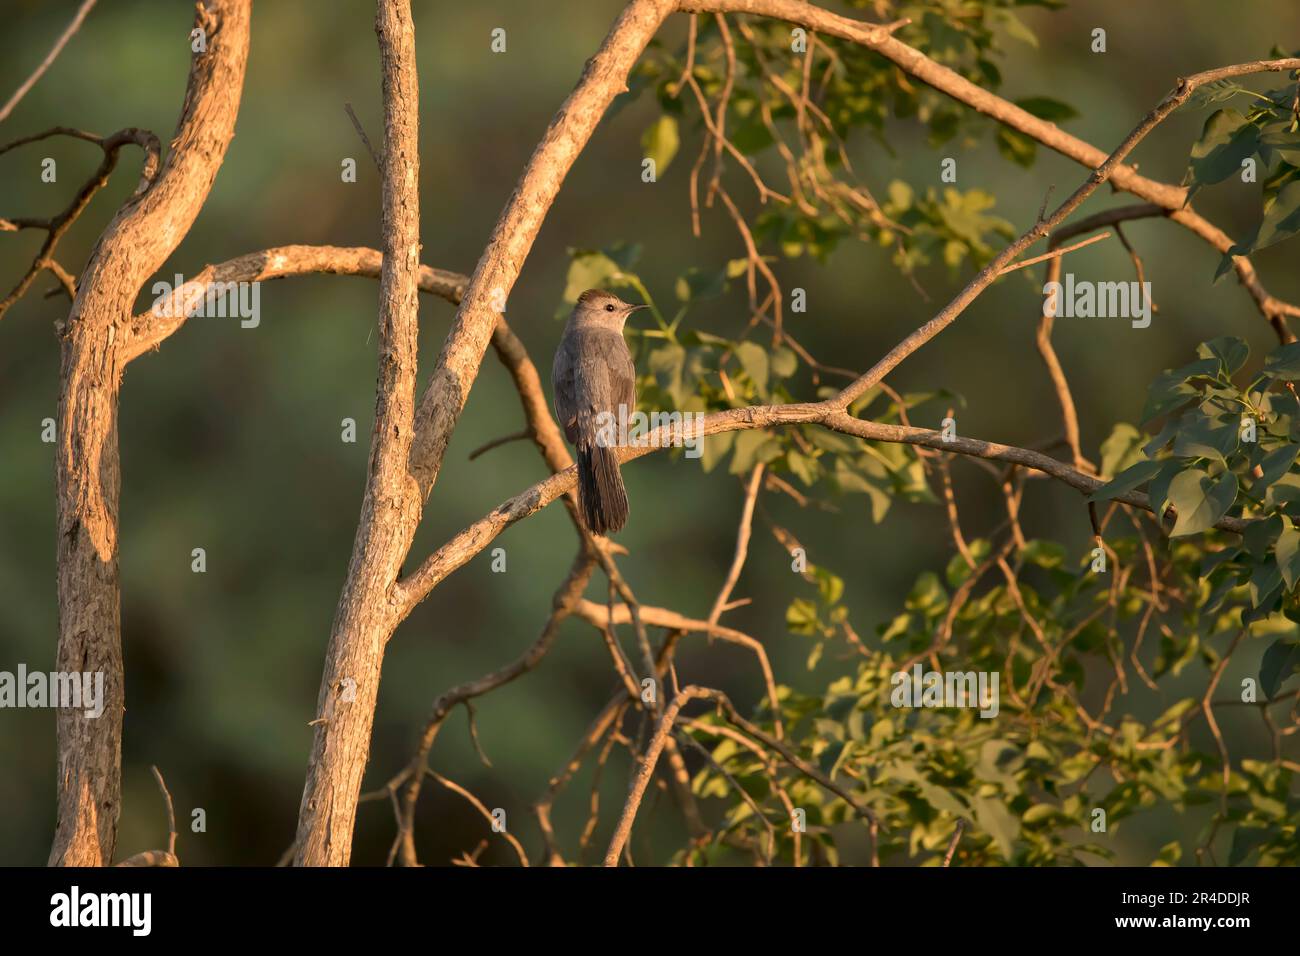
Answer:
[{"xmin": 552, "ymin": 289, "xmax": 646, "ymax": 535}]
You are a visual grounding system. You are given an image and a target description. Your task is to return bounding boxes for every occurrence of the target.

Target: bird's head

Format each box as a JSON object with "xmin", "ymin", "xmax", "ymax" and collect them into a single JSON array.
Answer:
[{"xmin": 572, "ymin": 289, "xmax": 647, "ymax": 328}]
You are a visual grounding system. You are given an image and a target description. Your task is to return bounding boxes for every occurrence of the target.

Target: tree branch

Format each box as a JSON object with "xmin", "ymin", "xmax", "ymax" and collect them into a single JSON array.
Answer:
[
  {"xmin": 0, "ymin": 0, "xmax": 98, "ymax": 123},
  {"xmin": 49, "ymin": 0, "xmax": 250, "ymax": 867},
  {"xmin": 680, "ymin": 0, "xmax": 1300, "ymax": 334},
  {"xmin": 405, "ymin": 0, "xmax": 678, "ymax": 499},
  {"xmin": 291, "ymin": 0, "xmax": 423, "ymax": 867}
]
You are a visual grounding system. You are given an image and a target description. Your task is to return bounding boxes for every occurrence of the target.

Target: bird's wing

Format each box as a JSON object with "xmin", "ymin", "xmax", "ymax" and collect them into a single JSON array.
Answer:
[
  {"xmin": 612, "ymin": 333, "xmax": 636, "ymax": 417},
  {"xmin": 573, "ymin": 329, "xmax": 635, "ymax": 449},
  {"xmin": 552, "ymin": 330, "xmax": 579, "ymax": 444}
]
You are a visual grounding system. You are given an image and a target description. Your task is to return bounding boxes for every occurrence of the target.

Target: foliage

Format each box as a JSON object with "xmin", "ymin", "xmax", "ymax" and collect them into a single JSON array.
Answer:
[
  {"xmin": 580, "ymin": 11, "xmax": 1300, "ymax": 867},
  {"xmin": 1179, "ymin": 50, "xmax": 1300, "ymax": 273}
]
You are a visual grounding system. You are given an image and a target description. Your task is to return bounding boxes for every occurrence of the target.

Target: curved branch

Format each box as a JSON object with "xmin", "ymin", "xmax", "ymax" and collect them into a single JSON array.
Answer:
[
  {"xmin": 50, "ymin": 0, "xmax": 251, "ymax": 868},
  {"xmin": 0, "ymin": 127, "xmax": 160, "ymax": 320},
  {"xmin": 406, "ymin": 0, "xmax": 678, "ymax": 498},
  {"xmin": 391, "ymin": 398, "xmax": 1249, "ymax": 628},
  {"xmin": 1035, "ymin": 204, "xmax": 1172, "ymax": 471},
  {"xmin": 123, "ymin": 244, "xmax": 465, "ymax": 360}
]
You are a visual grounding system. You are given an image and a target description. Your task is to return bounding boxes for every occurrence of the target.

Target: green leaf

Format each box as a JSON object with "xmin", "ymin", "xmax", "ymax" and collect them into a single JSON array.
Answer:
[
  {"xmin": 1087, "ymin": 459, "xmax": 1162, "ymax": 502},
  {"xmin": 733, "ymin": 342, "xmax": 770, "ymax": 395},
  {"xmin": 1022, "ymin": 804, "xmax": 1058, "ymax": 827},
  {"xmin": 946, "ymin": 538, "xmax": 990, "ymax": 587},
  {"xmin": 1250, "ymin": 177, "xmax": 1300, "ymax": 252},
  {"xmin": 1262, "ymin": 341, "xmax": 1300, "ymax": 379},
  {"xmin": 995, "ymin": 127, "xmax": 1037, "ymax": 167},
  {"xmin": 834, "ymin": 458, "xmax": 891, "ymax": 522},
  {"xmin": 1275, "ymin": 527, "xmax": 1300, "ymax": 590},
  {"xmin": 1167, "ymin": 468, "xmax": 1237, "ymax": 537},
  {"xmin": 1171, "ymin": 415, "xmax": 1239, "ymax": 465},
  {"xmin": 818, "ymin": 739, "xmax": 850, "ymax": 779},
  {"xmin": 991, "ymin": 8, "xmax": 1038, "ymax": 48},
  {"xmin": 1021, "ymin": 539, "xmax": 1065, "ymax": 569},
  {"xmin": 1098, "ymin": 423, "xmax": 1145, "ymax": 479},
  {"xmin": 787, "ymin": 449, "xmax": 820, "ymax": 487},
  {"xmin": 1246, "ymin": 572, "xmax": 1280, "ymax": 623},
  {"xmin": 1014, "ymin": 97, "xmax": 1078, "ymax": 122},
  {"xmin": 1267, "ymin": 471, "xmax": 1300, "ymax": 511},
  {"xmin": 785, "ymin": 597, "xmax": 819, "ymax": 635},
  {"xmin": 1185, "ymin": 78, "xmax": 1251, "ymax": 110},
  {"xmin": 1229, "ymin": 826, "xmax": 1269, "ymax": 866},
  {"xmin": 648, "ymin": 343, "xmax": 686, "ymax": 405},
  {"xmin": 972, "ymin": 795, "xmax": 1020, "ymax": 860},
  {"xmin": 730, "ymin": 429, "xmax": 778, "ymax": 474},
  {"xmin": 1146, "ymin": 460, "xmax": 1184, "ymax": 517},
  {"xmin": 562, "ymin": 251, "xmax": 633, "ymax": 304},
  {"xmin": 1243, "ymin": 514, "xmax": 1283, "ymax": 560},
  {"xmin": 1258, "ymin": 125, "xmax": 1300, "ymax": 168},
  {"xmin": 1256, "ymin": 444, "xmax": 1299, "ymax": 489},
  {"xmin": 808, "ymin": 430, "xmax": 853, "ymax": 453},
  {"xmin": 642, "ymin": 115, "xmax": 680, "ymax": 173},
  {"xmin": 1155, "ymin": 841, "xmax": 1182, "ymax": 866},
  {"xmin": 1142, "ymin": 359, "xmax": 1220, "ymax": 422},
  {"xmin": 1185, "ymin": 109, "xmax": 1260, "ymax": 196},
  {"xmin": 770, "ymin": 346, "xmax": 798, "ymax": 379},
  {"xmin": 1260, "ymin": 638, "xmax": 1300, "ymax": 698},
  {"xmin": 813, "ymin": 566, "xmax": 843, "ymax": 604},
  {"xmin": 1197, "ymin": 336, "xmax": 1250, "ymax": 376}
]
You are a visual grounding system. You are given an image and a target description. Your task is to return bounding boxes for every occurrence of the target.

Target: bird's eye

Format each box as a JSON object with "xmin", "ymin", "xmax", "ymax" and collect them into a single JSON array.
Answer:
[{"xmin": 605, "ymin": 303, "xmax": 615, "ymax": 312}]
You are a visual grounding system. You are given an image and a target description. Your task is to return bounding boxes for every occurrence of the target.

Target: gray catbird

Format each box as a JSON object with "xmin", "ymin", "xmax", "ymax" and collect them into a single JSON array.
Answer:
[{"xmin": 552, "ymin": 289, "xmax": 647, "ymax": 535}]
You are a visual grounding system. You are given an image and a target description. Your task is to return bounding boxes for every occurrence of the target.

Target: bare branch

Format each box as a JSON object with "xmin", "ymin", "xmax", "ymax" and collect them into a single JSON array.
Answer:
[
  {"xmin": 997, "ymin": 231, "xmax": 1110, "ymax": 276},
  {"xmin": 293, "ymin": 0, "xmax": 423, "ymax": 867},
  {"xmin": 604, "ymin": 685, "xmax": 713, "ymax": 865},
  {"xmin": 0, "ymin": 0, "xmax": 98, "ymax": 123}
]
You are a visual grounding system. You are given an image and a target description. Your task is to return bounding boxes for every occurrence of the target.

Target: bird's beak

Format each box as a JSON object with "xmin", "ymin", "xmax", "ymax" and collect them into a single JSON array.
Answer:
[{"xmin": 627, "ymin": 304, "xmax": 649, "ymax": 314}]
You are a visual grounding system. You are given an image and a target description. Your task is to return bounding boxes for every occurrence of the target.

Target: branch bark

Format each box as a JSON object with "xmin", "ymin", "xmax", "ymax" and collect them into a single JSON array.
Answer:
[
  {"xmin": 391, "ymin": 395, "xmax": 1249, "ymax": 624},
  {"xmin": 49, "ymin": 0, "xmax": 250, "ymax": 867},
  {"xmin": 291, "ymin": 0, "xmax": 423, "ymax": 867}
]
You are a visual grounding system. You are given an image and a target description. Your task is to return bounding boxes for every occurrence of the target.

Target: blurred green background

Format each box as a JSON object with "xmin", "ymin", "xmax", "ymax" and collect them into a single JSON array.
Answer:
[{"xmin": 2, "ymin": 0, "xmax": 1298, "ymax": 865}]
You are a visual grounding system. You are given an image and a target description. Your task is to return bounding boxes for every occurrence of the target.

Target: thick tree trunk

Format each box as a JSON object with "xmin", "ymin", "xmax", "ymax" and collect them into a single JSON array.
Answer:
[{"xmin": 49, "ymin": 0, "xmax": 251, "ymax": 866}]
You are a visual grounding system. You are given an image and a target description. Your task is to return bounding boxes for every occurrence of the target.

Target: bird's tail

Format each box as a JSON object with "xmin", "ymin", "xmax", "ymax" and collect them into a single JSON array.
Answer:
[{"xmin": 576, "ymin": 443, "xmax": 628, "ymax": 535}]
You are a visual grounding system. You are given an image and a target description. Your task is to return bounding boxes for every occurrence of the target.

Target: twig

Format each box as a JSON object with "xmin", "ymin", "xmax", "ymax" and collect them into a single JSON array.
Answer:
[
  {"xmin": 997, "ymin": 231, "xmax": 1111, "ymax": 275},
  {"xmin": 343, "ymin": 101, "xmax": 381, "ymax": 168},
  {"xmin": 0, "ymin": 0, "xmax": 98, "ymax": 123},
  {"xmin": 943, "ymin": 819, "xmax": 965, "ymax": 866}
]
